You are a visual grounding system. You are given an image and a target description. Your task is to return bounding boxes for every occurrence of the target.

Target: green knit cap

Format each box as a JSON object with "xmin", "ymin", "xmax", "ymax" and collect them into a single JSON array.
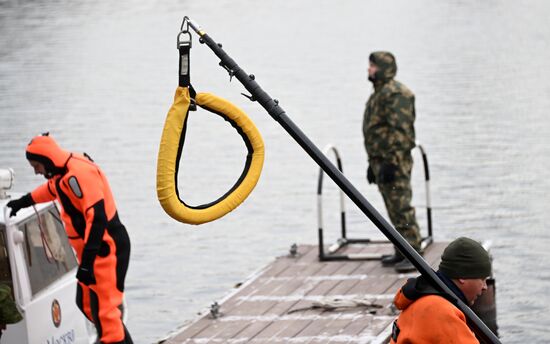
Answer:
[{"xmin": 439, "ymin": 237, "xmax": 492, "ymax": 279}]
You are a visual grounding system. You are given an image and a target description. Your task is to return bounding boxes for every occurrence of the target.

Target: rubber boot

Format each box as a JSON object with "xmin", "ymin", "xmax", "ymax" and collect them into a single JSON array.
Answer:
[
  {"xmin": 394, "ymin": 257, "xmax": 416, "ymax": 273},
  {"xmin": 381, "ymin": 250, "xmax": 404, "ymax": 266}
]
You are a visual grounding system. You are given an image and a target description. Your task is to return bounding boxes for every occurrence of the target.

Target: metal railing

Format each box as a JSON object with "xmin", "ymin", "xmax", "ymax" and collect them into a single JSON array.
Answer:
[{"xmin": 317, "ymin": 143, "xmax": 433, "ymax": 261}]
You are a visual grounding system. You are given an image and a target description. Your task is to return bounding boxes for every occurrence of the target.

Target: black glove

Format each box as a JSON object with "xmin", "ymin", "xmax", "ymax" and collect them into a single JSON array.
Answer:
[
  {"xmin": 366, "ymin": 166, "xmax": 376, "ymax": 184},
  {"xmin": 378, "ymin": 163, "xmax": 398, "ymax": 184},
  {"xmin": 76, "ymin": 266, "xmax": 96, "ymax": 286},
  {"xmin": 6, "ymin": 193, "xmax": 35, "ymax": 217}
]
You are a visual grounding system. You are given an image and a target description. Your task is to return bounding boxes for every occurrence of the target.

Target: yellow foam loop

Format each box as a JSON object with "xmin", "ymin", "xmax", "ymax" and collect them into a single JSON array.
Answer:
[{"xmin": 156, "ymin": 87, "xmax": 264, "ymax": 224}]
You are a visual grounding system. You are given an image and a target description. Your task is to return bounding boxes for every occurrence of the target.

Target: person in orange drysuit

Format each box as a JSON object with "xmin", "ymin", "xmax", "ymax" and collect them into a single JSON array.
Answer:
[
  {"xmin": 6, "ymin": 133, "xmax": 132, "ymax": 344},
  {"xmin": 390, "ymin": 237, "xmax": 492, "ymax": 344}
]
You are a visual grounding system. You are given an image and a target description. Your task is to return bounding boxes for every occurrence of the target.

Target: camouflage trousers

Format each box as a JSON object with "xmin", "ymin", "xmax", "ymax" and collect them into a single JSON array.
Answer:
[
  {"xmin": 370, "ymin": 152, "xmax": 421, "ymax": 251},
  {"xmin": 0, "ymin": 284, "xmax": 23, "ymax": 325}
]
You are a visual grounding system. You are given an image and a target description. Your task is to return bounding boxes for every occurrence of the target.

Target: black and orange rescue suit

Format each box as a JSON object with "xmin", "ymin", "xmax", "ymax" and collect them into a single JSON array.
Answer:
[
  {"xmin": 9, "ymin": 135, "xmax": 132, "ymax": 344},
  {"xmin": 390, "ymin": 272, "xmax": 479, "ymax": 344}
]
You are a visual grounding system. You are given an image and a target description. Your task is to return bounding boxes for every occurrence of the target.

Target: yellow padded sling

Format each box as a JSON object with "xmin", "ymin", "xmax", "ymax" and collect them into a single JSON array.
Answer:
[{"xmin": 157, "ymin": 87, "xmax": 264, "ymax": 224}]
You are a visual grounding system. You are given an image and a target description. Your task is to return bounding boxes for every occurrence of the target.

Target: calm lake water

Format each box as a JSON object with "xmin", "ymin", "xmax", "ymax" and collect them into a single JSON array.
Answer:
[{"xmin": 1, "ymin": 0, "xmax": 549, "ymax": 342}]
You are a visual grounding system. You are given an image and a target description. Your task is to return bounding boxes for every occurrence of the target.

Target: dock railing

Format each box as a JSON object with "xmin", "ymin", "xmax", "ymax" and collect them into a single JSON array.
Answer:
[{"xmin": 317, "ymin": 144, "xmax": 433, "ymax": 261}]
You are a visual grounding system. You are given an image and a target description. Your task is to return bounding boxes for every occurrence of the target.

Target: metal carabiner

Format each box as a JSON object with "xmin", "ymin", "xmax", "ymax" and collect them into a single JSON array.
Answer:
[
  {"xmin": 180, "ymin": 16, "xmax": 189, "ymax": 32},
  {"xmin": 177, "ymin": 16, "xmax": 192, "ymax": 49}
]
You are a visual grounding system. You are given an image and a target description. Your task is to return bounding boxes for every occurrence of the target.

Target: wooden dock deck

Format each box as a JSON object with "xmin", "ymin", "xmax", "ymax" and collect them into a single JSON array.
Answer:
[{"xmin": 162, "ymin": 241, "xmax": 448, "ymax": 344}]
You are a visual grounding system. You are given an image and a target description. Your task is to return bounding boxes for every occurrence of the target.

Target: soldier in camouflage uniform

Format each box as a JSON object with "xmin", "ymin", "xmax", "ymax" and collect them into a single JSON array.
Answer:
[
  {"xmin": 0, "ymin": 284, "xmax": 23, "ymax": 338},
  {"xmin": 363, "ymin": 51, "xmax": 421, "ymax": 272}
]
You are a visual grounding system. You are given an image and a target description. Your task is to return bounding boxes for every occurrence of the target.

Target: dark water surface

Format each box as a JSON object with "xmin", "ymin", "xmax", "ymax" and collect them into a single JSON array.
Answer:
[{"xmin": 1, "ymin": 0, "xmax": 549, "ymax": 342}]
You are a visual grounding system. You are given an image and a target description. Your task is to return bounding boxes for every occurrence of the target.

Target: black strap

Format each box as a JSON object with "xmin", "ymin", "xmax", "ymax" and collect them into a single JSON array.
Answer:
[
  {"xmin": 178, "ymin": 36, "xmax": 196, "ymax": 111},
  {"xmin": 189, "ymin": 84, "xmax": 197, "ymax": 111},
  {"xmin": 178, "ymin": 44, "xmax": 191, "ymax": 87},
  {"xmin": 391, "ymin": 320, "xmax": 400, "ymax": 342}
]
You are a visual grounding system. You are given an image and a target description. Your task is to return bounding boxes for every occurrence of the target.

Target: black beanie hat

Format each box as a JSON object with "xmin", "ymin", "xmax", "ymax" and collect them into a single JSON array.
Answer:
[{"xmin": 439, "ymin": 237, "xmax": 492, "ymax": 279}]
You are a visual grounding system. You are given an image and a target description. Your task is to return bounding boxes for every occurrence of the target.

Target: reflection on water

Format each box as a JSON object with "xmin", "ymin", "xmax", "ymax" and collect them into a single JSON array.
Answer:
[{"xmin": 1, "ymin": 0, "xmax": 550, "ymax": 343}]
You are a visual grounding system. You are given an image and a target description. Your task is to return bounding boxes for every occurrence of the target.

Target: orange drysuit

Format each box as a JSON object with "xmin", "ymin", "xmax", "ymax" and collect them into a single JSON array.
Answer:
[
  {"xmin": 390, "ymin": 274, "xmax": 479, "ymax": 344},
  {"xmin": 26, "ymin": 135, "xmax": 132, "ymax": 344}
]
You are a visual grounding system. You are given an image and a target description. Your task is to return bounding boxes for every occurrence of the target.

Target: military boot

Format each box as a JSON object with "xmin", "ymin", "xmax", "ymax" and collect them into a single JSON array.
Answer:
[
  {"xmin": 394, "ymin": 258, "xmax": 416, "ymax": 273},
  {"xmin": 381, "ymin": 250, "xmax": 404, "ymax": 266}
]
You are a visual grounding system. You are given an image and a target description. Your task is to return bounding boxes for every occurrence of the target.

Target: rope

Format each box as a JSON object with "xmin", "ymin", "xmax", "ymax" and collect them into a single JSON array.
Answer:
[
  {"xmin": 287, "ymin": 296, "xmax": 383, "ymax": 314},
  {"xmin": 33, "ymin": 205, "xmax": 55, "ymax": 264}
]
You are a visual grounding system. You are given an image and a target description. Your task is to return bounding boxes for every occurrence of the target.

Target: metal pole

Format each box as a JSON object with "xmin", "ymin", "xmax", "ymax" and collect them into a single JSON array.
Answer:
[
  {"xmin": 317, "ymin": 145, "xmax": 347, "ymax": 240},
  {"xmin": 416, "ymin": 143, "xmax": 433, "ymax": 238},
  {"xmin": 183, "ymin": 17, "xmax": 500, "ymax": 344}
]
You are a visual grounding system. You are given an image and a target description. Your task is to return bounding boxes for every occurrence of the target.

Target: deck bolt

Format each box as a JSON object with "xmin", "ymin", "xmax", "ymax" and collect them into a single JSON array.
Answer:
[
  {"xmin": 210, "ymin": 301, "xmax": 220, "ymax": 319},
  {"xmin": 289, "ymin": 243, "xmax": 298, "ymax": 257}
]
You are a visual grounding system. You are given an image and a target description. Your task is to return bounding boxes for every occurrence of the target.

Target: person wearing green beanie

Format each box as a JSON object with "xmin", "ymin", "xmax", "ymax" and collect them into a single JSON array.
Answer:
[
  {"xmin": 389, "ymin": 237, "xmax": 493, "ymax": 343},
  {"xmin": 438, "ymin": 237, "xmax": 492, "ymax": 306}
]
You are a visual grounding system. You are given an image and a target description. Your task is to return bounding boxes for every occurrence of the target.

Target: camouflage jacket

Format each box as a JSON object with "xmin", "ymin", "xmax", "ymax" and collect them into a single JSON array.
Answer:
[
  {"xmin": 0, "ymin": 284, "xmax": 22, "ymax": 324},
  {"xmin": 363, "ymin": 51, "xmax": 416, "ymax": 164}
]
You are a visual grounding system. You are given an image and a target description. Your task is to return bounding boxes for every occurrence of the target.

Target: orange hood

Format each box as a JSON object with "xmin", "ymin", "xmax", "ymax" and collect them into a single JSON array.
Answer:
[{"xmin": 26, "ymin": 134, "xmax": 71, "ymax": 178}]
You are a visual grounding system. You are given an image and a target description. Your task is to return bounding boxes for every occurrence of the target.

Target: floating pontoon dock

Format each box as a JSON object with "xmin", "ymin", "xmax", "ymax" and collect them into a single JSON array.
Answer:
[{"xmin": 161, "ymin": 241, "xmax": 450, "ymax": 344}]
